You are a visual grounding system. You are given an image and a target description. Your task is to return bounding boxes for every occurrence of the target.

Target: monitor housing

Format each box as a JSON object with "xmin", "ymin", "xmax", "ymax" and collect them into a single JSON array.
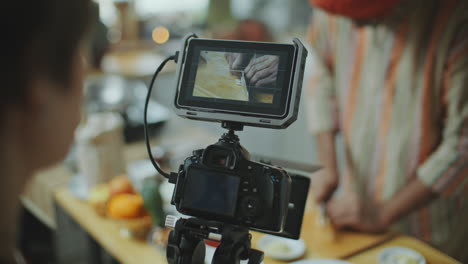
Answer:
[{"xmin": 173, "ymin": 34, "xmax": 307, "ymax": 129}]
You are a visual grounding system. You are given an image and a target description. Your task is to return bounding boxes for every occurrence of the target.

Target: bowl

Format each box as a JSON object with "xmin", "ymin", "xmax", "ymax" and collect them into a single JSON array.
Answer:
[
  {"xmin": 378, "ymin": 246, "xmax": 426, "ymax": 264},
  {"xmin": 257, "ymin": 235, "xmax": 306, "ymax": 261}
]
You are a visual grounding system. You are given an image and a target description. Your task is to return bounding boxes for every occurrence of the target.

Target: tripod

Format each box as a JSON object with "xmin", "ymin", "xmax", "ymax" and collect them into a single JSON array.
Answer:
[{"xmin": 165, "ymin": 216, "xmax": 264, "ymax": 264}]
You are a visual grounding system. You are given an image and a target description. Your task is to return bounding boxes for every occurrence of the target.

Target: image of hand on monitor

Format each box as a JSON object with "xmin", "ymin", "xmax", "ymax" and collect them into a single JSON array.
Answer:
[
  {"xmin": 194, "ymin": 51, "xmax": 250, "ymax": 101},
  {"xmin": 225, "ymin": 52, "xmax": 252, "ymax": 76},
  {"xmin": 245, "ymin": 55, "xmax": 279, "ymax": 87}
]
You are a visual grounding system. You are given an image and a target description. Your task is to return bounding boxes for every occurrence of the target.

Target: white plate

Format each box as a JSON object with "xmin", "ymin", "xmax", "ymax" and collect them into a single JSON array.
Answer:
[
  {"xmin": 290, "ymin": 260, "xmax": 351, "ymax": 264},
  {"xmin": 379, "ymin": 246, "xmax": 426, "ymax": 264},
  {"xmin": 257, "ymin": 235, "xmax": 306, "ymax": 261}
]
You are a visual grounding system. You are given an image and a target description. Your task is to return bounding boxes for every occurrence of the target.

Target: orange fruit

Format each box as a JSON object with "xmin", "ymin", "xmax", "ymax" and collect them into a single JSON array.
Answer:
[
  {"xmin": 107, "ymin": 193, "xmax": 145, "ymax": 219},
  {"xmin": 109, "ymin": 175, "xmax": 135, "ymax": 197}
]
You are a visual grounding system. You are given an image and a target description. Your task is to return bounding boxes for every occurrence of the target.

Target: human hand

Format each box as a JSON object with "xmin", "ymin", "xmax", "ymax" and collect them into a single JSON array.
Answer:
[
  {"xmin": 312, "ymin": 169, "xmax": 339, "ymax": 203},
  {"xmin": 225, "ymin": 53, "xmax": 248, "ymax": 72},
  {"xmin": 244, "ymin": 55, "xmax": 279, "ymax": 87},
  {"xmin": 327, "ymin": 191, "xmax": 388, "ymax": 233}
]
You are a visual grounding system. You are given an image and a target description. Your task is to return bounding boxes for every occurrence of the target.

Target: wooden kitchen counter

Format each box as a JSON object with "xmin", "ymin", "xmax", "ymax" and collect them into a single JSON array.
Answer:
[
  {"xmin": 348, "ymin": 236, "xmax": 461, "ymax": 264},
  {"xmin": 55, "ymin": 186, "xmax": 391, "ymax": 264},
  {"xmin": 55, "ymin": 187, "xmax": 166, "ymax": 264},
  {"xmin": 46, "ymin": 117, "xmax": 460, "ymax": 264},
  {"xmin": 54, "ymin": 184, "xmax": 460, "ymax": 264}
]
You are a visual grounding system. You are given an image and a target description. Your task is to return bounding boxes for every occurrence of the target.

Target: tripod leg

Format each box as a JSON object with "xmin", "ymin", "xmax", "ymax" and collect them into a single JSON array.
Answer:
[
  {"xmin": 167, "ymin": 230, "xmax": 181, "ymax": 264},
  {"xmin": 212, "ymin": 245, "xmax": 263, "ymax": 264},
  {"xmin": 211, "ymin": 226, "xmax": 264, "ymax": 264},
  {"xmin": 167, "ymin": 230, "xmax": 206, "ymax": 264},
  {"xmin": 247, "ymin": 249, "xmax": 264, "ymax": 264},
  {"xmin": 212, "ymin": 241, "xmax": 243, "ymax": 264},
  {"xmin": 191, "ymin": 240, "xmax": 206, "ymax": 264},
  {"xmin": 211, "ymin": 226, "xmax": 250, "ymax": 264}
]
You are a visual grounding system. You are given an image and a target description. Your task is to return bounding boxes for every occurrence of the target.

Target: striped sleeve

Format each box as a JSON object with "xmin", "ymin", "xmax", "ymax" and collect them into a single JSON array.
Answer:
[
  {"xmin": 305, "ymin": 10, "xmax": 338, "ymax": 134},
  {"xmin": 417, "ymin": 27, "xmax": 468, "ymax": 196}
]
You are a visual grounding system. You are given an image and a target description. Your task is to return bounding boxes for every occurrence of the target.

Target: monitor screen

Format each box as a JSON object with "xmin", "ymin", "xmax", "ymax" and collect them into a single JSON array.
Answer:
[
  {"xmin": 177, "ymin": 39, "xmax": 296, "ymax": 117},
  {"xmin": 194, "ymin": 51, "xmax": 280, "ymax": 104},
  {"xmin": 181, "ymin": 167, "xmax": 241, "ymax": 217}
]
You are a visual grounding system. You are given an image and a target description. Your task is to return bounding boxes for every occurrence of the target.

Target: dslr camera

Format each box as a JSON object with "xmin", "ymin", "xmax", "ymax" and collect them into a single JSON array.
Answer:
[
  {"xmin": 167, "ymin": 34, "xmax": 309, "ymax": 239},
  {"xmin": 171, "ymin": 128, "xmax": 291, "ymax": 233}
]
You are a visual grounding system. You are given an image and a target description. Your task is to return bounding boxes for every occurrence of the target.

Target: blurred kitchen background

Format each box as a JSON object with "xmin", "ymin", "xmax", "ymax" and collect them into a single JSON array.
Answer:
[
  {"xmin": 21, "ymin": 1, "xmax": 323, "ymax": 263},
  {"xmin": 87, "ymin": 0, "xmax": 316, "ymax": 165}
]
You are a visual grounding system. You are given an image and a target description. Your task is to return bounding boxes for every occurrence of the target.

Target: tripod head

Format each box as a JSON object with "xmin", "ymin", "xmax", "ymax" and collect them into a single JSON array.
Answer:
[{"xmin": 165, "ymin": 216, "xmax": 264, "ymax": 264}]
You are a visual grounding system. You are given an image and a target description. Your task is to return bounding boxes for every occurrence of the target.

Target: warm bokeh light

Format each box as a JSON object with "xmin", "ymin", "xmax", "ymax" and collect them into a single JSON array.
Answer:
[{"xmin": 152, "ymin": 26, "xmax": 170, "ymax": 44}]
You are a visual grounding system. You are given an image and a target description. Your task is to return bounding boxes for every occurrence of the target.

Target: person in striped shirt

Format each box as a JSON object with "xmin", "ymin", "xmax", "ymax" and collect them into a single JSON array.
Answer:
[{"xmin": 306, "ymin": 0, "xmax": 467, "ymax": 261}]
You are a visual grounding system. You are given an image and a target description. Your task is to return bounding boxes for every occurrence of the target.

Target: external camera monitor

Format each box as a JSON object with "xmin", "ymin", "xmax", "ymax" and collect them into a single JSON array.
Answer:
[{"xmin": 173, "ymin": 35, "xmax": 307, "ymax": 129}]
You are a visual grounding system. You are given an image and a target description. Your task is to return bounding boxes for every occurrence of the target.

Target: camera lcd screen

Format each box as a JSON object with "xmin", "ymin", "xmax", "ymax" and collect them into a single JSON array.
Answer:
[
  {"xmin": 181, "ymin": 167, "xmax": 241, "ymax": 217},
  {"xmin": 177, "ymin": 39, "xmax": 296, "ymax": 117}
]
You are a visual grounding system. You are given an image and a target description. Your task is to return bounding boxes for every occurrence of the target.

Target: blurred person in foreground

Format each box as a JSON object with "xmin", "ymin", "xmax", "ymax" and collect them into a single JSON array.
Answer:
[
  {"xmin": 0, "ymin": 0, "xmax": 91, "ymax": 263},
  {"xmin": 306, "ymin": 0, "xmax": 467, "ymax": 261}
]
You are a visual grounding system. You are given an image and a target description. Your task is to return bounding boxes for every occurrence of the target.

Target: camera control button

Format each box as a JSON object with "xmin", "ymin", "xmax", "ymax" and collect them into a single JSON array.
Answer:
[
  {"xmin": 242, "ymin": 196, "xmax": 260, "ymax": 217},
  {"xmin": 270, "ymin": 174, "xmax": 280, "ymax": 183}
]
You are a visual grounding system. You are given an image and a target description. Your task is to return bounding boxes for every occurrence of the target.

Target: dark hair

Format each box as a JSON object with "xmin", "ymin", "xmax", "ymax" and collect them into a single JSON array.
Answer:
[{"xmin": 0, "ymin": 0, "xmax": 92, "ymax": 107}]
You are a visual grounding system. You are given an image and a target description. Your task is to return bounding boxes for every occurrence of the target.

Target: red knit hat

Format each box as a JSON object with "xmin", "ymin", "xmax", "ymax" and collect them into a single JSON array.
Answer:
[{"xmin": 310, "ymin": 0, "xmax": 403, "ymax": 20}]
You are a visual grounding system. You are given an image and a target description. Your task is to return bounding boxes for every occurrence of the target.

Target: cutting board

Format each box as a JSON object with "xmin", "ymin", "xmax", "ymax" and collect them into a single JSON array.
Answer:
[
  {"xmin": 251, "ymin": 198, "xmax": 395, "ymax": 263},
  {"xmin": 193, "ymin": 51, "xmax": 249, "ymax": 101}
]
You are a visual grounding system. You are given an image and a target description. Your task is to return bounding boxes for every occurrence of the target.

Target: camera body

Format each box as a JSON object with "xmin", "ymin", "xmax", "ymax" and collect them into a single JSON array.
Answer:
[{"xmin": 170, "ymin": 130, "xmax": 291, "ymax": 233}]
